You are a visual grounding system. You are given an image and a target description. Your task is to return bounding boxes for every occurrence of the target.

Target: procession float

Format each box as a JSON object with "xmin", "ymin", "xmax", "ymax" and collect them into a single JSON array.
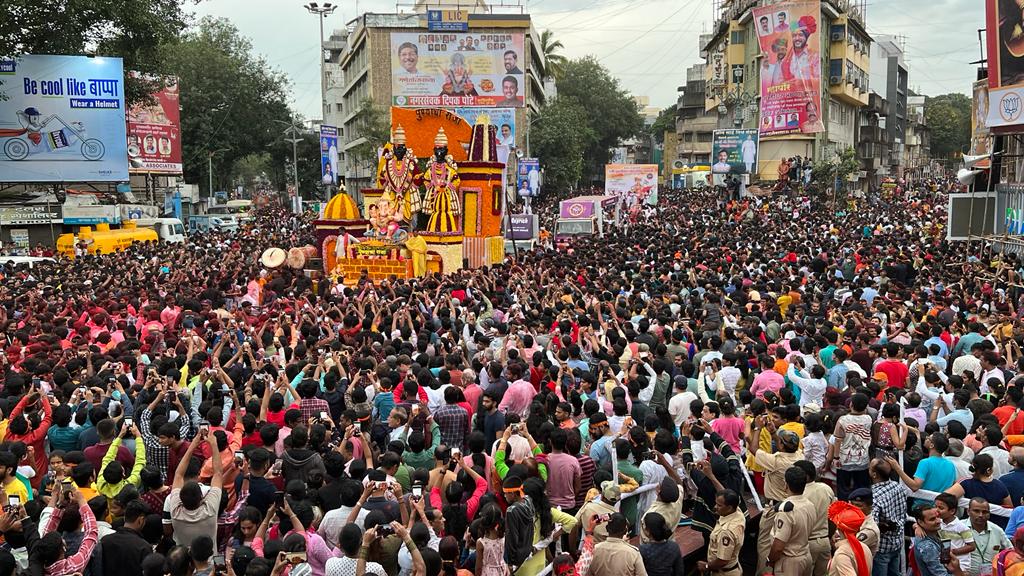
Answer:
[{"xmin": 312, "ymin": 111, "xmax": 506, "ymax": 284}]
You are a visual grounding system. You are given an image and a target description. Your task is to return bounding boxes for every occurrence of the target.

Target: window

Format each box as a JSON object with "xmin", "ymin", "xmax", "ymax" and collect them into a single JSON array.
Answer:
[
  {"xmin": 830, "ymin": 59, "xmax": 843, "ymax": 79},
  {"xmin": 730, "ymin": 30, "xmax": 744, "ymax": 45},
  {"xmin": 697, "ymin": 132, "xmax": 713, "ymax": 142}
]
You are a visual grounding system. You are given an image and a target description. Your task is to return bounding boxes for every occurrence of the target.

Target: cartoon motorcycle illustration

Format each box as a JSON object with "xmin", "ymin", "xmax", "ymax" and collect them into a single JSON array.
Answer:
[{"xmin": 0, "ymin": 107, "xmax": 105, "ymax": 161}]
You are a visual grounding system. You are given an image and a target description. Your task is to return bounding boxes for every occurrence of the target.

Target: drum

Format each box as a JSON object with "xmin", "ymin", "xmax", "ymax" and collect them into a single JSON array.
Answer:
[
  {"xmin": 286, "ymin": 247, "xmax": 306, "ymax": 269},
  {"xmin": 260, "ymin": 247, "xmax": 286, "ymax": 269}
]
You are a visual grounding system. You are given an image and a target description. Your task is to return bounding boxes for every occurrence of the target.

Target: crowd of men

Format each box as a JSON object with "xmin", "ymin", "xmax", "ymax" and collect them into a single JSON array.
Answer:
[{"xmin": 0, "ymin": 180, "xmax": 1018, "ymax": 576}]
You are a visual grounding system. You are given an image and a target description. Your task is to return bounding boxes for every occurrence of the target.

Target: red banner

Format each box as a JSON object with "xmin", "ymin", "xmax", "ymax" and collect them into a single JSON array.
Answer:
[
  {"xmin": 753, "ymin": 1, "xmax": 823, "ymax": 136},
  {"xmin": 127, "ymin": 76, "xmax": 182, "ymax": 173}
]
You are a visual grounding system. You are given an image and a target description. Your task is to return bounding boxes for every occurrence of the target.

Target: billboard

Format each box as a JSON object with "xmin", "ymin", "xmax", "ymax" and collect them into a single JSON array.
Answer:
[
  {"xmin": 712, "ymin": 129, "xmax": 759, "ymax": 175},
  {"xmin": 987, "ymin": 0, "xmax": 1024, "ymax": 90},
  {"xmin": 390, "ymin": 32, "xmax": 525, "ymax": 107},
  {"xmin": 605, "ymin": 164, "xmax": 658, "ymax": 202},
  {"xmin": 516, "ymin": 158, "xmax": 540, "ymax": 197},
  {"xmin": 972, "ymin": 80, "xmax": 992, "ymax": 169},
  {"xmin": 63, "ymin": 204, "xmax": 121, "ymax": 225},
  {"xmin": 752, "ymin": 1, "xmax": 824, "ymax": 136},
  {"xmin": 455, "ymin": 108, "xmax": 516, "ymax": 146},
  {"xmin": 320, "ymin": 125, "xmax": 339, "ymax": 185},
  {"xmin": 0, "ymin": 55, "xmax": 129, "ymax": 182},
  {"xmin": 127, "ymin": 76, "xmax": 182, "ymax": 173}
]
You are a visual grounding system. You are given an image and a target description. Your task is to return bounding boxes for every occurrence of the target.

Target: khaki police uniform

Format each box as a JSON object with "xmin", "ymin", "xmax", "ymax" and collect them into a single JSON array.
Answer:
[
  {"xmin": 768, "ymin": 494, "xmax": 814, "ymax": 576},
  {"xmin": 857, "ymin": 515, "xmax": 880, "ymax": 555},
  {"xmin": 754, "ymin": 449, "xmax": 804, "ymax": 574},
  {"xmin": 708, "ymin": 509, "xmax": 746, "ymax": 576},
  {"xmin": 803, "ymin": 481, "xmax": 837, "ymax": 576}
]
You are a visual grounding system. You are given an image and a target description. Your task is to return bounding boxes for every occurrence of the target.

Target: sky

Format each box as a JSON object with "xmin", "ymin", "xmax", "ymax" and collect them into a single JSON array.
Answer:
[{"xmin": 191, "ymin": 0, "xmax": 984, "ymax": 119}]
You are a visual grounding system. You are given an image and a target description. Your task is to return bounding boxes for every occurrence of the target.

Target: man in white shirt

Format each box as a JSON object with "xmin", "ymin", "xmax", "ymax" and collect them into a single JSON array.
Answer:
[
  {"xmin": 977, "ymin": 426, "xmax": 1012, "ymax": 478},
  {"xmin": 787, "ymin": 360, "xmax": 826, "ymax": 411},
  {"xmin": 668, "ymin": 377, "xmax": 697, "ymax": 427}
]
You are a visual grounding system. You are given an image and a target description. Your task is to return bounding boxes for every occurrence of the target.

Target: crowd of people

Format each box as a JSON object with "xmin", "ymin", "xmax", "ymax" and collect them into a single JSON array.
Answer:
[{"xmin": 0, "ymin": 180, "xmax": 1019, "ymax": 576}]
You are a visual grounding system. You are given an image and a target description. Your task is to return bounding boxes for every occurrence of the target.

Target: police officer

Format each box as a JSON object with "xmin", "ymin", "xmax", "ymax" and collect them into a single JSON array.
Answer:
[
  {"xmin": 849, "ymin": 488, "xmax": 881, "ymax": 555},
  {"xmin": 700, "ymin": 489, "xmax": 745, "ymax": 576},
  {"xmin": 794, "ymin": 460, "xmax": 837, "ymax": 576},
  {"xmin": 766, "ymin": 467, "xmax": 814, "ymax": 576},
  {"xmin": 751, "ymin": 423, "xmax": 805, "ymax": 574}
]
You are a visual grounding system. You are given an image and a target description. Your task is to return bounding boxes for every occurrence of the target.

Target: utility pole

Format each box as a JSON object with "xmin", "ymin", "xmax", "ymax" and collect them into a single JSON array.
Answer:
[
  {"xmin": 208, "ymin": 148, "xmax": 230, "ymax": 200},
  {"xmin": 305, "ymin": 2, "xmax": 338, "ymax": 122},
  {"xmin": 276, "ymin": 120, "xmax": 304, "ymax": 210}
]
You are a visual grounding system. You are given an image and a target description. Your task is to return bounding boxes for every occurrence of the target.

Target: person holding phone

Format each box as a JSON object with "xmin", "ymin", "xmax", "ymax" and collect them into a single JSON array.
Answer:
[{"xmin": 911, "ymin": 502, "xmax": 966, "ymax": 576}]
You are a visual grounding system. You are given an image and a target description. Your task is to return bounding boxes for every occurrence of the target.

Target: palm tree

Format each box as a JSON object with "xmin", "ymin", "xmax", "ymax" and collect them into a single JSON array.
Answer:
[{"xmin": 539, "ymin": 29, "xmax": 567, "ymax": 82}]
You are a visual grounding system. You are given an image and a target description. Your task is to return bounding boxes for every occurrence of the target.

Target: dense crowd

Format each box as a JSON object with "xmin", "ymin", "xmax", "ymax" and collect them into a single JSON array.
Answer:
[{"xmin": 0, "ymin": 181, "xmax": 1021, "ymax": 576}]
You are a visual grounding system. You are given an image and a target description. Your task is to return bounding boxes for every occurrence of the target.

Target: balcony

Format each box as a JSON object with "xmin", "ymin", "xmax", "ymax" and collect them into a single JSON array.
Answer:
[
  {"xmin": 865, "ymin": 93, "xmax": 888, "ymax": 115},
  {"xmin": 859, "ymin": 125, "xmax": 889, "ymax": 144}
]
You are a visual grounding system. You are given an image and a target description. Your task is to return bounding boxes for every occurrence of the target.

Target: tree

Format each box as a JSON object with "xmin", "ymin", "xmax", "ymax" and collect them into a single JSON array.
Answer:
[
  {"xmin": 555, "ymin": 57, "xmax": 644, "ymax": 184},
  {"xmin": 649, "ymin": 105, "xmax": 677, "ymax": 145},
  {"xmin": 159, "ymin": 17, "xmax": 292, "ymax": 195},
  {"xmin": 812, "ymin": 146, "xmax": 860, "ymax": 203},
  {"xmin": 925, "ymin": 93, "xmax": 971, "ymax": 161},
  {"xmin": 1, "ymin": 0, "xmax": 188, "ymax": 105},
  {"xmin": 531, "ymin": 98, "xmax": 596, "ymax": 191},
  {"xmin": 539, "ymin": 30, "xmax": 567, "ymax": 82},
  {"xmin": 349, "ymin": 98, "xmax": 392, "ymax": 174}
]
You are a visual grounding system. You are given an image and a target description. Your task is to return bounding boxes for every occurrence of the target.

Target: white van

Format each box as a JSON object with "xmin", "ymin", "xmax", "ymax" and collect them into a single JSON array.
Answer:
[
  {"xmin": 0, "ymin": 256, "xmax": 56, "ymax": 268},
  {"xmin": 132, "ymin": 218, "xmax": 187, "ymax": 243},
  {"xmin": 189, "ymin": 214, "xmax": 238, "ymax": 233}
]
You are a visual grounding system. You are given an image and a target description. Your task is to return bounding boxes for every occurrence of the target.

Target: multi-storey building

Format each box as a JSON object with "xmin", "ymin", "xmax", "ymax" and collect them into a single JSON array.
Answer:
[
  {"xmin": 701, "ymin": 0, "xmax": 870, "ymax": 181},
  {"xmin": 330, "ymin": 3, "xmax": 545, "ymax": 192}
]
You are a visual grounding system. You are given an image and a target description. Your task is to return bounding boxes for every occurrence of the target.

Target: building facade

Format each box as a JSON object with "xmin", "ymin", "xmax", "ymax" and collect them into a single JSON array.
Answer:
[
  {"xmin": 701, "ymin": 0, "xmax": 870, "ymax": 181},
  {"xmin": 903, "ymin": 92, "xmax": 931, "ymax": 179},
  {"xmin": 332, "ymin": 9, "xmax": 545, "ymax": 192},
  {"xmin": 857, "ymin": 91, "xmax": 890, "ymax": 187},
  {"xmin": 870, "ymin": 35, "xmax": 908, "ymax": 175}
]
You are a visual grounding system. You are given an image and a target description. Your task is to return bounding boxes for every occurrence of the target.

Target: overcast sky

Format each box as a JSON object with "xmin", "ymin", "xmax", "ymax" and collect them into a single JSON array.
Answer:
[{"xmin": 192, "ymin": 0, "xmax": 983, "ymax": 119}]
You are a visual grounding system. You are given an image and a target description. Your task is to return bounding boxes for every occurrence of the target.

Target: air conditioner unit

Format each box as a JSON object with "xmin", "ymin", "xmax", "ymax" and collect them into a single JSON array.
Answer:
[
  {"xmin": 831, "ymin": 32, "xmax": 843, "ymax": 42},
  {"xmin": 830, "ymin": 75, "xmax": 842, "ymax": 85}
]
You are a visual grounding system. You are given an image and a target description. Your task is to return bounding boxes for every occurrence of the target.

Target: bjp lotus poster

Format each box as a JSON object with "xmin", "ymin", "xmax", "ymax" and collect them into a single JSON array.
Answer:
[{"xmin": 753, "ymin": 0, "xmax": 823, "ymax": 136}]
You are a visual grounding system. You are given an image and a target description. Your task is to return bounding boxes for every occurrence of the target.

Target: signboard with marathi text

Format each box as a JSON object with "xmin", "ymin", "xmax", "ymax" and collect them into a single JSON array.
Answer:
[
  {"xmin": 127, "ymin": 75, "xmax": 182, "ymax": 174},
  {"xmin": 390, "ymin": 32, "xmax": 525, "ymax": 107},
  {"xmin": 752, "ymin": 1, "xmax": 824, "ymax": 135}
]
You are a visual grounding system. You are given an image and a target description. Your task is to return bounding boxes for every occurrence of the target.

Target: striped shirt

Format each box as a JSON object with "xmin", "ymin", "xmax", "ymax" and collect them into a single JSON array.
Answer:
[{"xmin": 576, "ymin": 454, "xmax": 597, "ymax": 509}]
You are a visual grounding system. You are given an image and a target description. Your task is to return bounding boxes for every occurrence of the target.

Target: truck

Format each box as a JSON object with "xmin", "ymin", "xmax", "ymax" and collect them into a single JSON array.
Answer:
[
  {"xmin": 554, "ymin": 195, "xmax": 620, "ymax": 247},
  {"xmin": 56, "ymin": 222, "xmax": 159, "ymax": 258},
  {"xmin": 132, "ymin": 218, "xmax": 187, "ymax": 243},
  {"xmin": 188, "ymin": 214, "xmax": 239, "ymax": 233}
]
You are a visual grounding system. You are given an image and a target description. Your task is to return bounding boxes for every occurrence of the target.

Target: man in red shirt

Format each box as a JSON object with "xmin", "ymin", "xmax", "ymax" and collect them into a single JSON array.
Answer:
[{"xmin": 874, "ymin": 342, "xmax": 909, "ymax": 388}]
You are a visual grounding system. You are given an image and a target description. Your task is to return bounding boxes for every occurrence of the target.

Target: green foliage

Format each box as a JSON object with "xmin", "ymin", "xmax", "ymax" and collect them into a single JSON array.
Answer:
[
  {"xmin": 350, "ymin": 98, "xmax": 392, "ymax": 171},
  {"xmin": 924, "ymin": 92, "xmax": 971, "ymax": 160},
  {"xmin": 531, "ymin": 98, "xmax": 595, "ymax": 190},
  {"xmin": 159, "ymin": 17, "xmax": 292, "ymax": 194},
  {"xmin": 539, "ymin": 30, "xmax": 566, "ymax": 82},
  {"xmin": 650, "ymin": 105, "xmax": 677, "ymax": 145},
  {"xmin": 0, "ymin": 0, "xmax": 189, "ymax": 106},
  {"xmin": 812, "ymin": 147, "xmax": 860, "ymax": 197},
  {"xmin": 554, "ymin": 57, "xmax": 644, "ymax": 184},
  {"xmin": 233, "ymin": 153, "xmax": 273, "ymax": 188}
]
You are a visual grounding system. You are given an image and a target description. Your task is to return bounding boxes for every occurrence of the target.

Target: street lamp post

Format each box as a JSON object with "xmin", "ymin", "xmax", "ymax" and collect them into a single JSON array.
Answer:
[
  {"xmin": 208, "ymin": 148, "xmax": 230, "ymax": 198},
  {"xmin": 304, "ymin": 2, "xmax": 337, "ymax": 122},
  {"xmin": 275, "ymin": 119, "xmax": 304, "ymax": 208}
]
